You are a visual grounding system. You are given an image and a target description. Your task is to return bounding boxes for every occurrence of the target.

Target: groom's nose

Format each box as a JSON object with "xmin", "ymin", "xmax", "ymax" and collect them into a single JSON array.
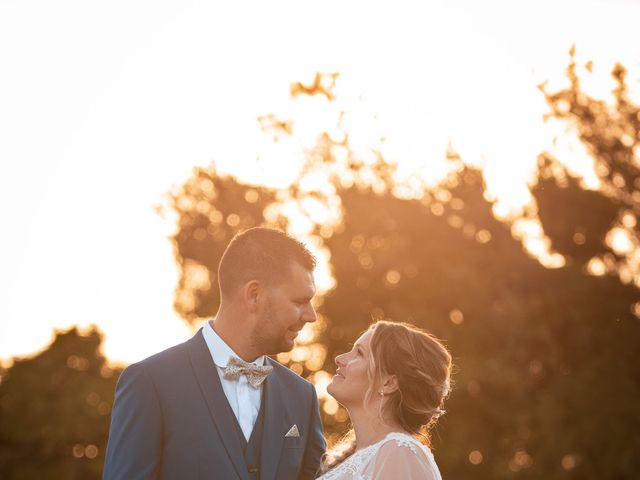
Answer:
[{"xmin": 301, "ymin": 302, "xmax": 317, "ymax": 323}]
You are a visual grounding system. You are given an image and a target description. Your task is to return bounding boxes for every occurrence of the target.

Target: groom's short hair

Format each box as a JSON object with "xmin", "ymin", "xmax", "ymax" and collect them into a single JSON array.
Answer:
[{"xmin": 218, "ymin": 227, "xmax": 316, "ymax": 297}]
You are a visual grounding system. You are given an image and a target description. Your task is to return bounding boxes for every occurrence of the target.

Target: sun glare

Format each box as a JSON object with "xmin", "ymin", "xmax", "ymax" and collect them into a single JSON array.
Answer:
[{"xmin": 2, "ymin": 0, "xmax": 640, "ymax": 365}]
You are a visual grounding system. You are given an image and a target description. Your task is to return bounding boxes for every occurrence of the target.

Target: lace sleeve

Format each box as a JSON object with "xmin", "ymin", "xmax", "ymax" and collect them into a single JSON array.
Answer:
[{"xmin": 369, "ymin": 437, "xmax": 442, "ymax": 480}]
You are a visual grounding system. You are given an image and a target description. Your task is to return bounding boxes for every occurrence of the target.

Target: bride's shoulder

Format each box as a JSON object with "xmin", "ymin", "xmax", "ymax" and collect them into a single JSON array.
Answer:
[
  {"xmin": 380, "ymin": 432, "xmax": 432, "ymax": 455},
  {"xmin": 371, "ymin": 433, "xmax": 442, "ymax": 479}
]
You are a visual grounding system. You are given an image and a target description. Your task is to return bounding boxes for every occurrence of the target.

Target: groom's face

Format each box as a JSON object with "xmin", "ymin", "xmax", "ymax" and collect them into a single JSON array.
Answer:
[{"xmin": 252, "ymin": 262, "xmax": 317, "ymax": 355}]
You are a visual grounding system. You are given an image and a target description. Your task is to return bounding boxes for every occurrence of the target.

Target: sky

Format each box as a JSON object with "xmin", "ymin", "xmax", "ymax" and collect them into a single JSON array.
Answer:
[{"xmin": 1, "ymin": 0, "xmax": 639, "ymax": 366}]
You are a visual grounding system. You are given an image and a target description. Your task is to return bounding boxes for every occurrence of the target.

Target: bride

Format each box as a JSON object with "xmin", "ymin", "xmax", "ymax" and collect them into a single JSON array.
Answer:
[{"xmin": 316, "ymin": 320, "xmax": 452, "ymax": 479}]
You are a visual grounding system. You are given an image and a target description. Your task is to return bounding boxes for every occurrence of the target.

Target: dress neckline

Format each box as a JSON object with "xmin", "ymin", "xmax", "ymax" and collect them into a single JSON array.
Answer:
[{"xmin": 354, "ymin": 431, "xmax": 417, "ymax": 454}]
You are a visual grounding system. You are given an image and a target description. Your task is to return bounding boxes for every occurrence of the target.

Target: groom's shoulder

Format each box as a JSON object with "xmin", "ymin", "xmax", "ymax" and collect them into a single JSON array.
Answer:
[
  {"xmin": 268, "ymin": 357, "xmax": 315, "ymax": 392},
  {"xmin": 128, "ymin": 334, "xmax": 196, "ymax": 372}
]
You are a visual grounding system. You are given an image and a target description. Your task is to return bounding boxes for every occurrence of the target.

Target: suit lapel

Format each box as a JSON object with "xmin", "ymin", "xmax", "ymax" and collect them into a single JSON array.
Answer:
[
  {"xmin": 187, "ymin": 330, "xmax": 250, "ymax": 480},
  {"xmin": 260, "ymin": 358, "xmax": 290, "ymax": 480}
]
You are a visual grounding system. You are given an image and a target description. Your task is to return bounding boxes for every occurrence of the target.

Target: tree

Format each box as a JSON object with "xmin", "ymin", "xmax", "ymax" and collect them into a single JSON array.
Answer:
[
  {"xmin": 166, "ymin": 66, "xmax": 640, "ymax": 479},
  {"xmin": 0, "ymin": 327, "xmax": 120, "ymax": 480}
]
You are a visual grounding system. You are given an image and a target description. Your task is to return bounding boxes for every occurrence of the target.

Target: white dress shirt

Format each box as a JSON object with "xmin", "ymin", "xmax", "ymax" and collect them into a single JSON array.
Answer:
[{"xmin": 202, "ymin": 320, "xmax": 265, "ymax": 442}]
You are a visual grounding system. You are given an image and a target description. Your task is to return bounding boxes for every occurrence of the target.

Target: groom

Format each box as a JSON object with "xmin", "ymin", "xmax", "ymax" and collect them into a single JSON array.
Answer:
[{"xmin": 103, "ymin": 227, "xmax": 326, "ymax": 479}]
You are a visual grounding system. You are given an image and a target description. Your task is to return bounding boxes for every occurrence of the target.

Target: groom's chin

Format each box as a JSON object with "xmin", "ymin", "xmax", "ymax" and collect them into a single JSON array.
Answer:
[
  {"xmin": 269, "ymin": 338, "xmax": 295, "ymax": 356},
  {"xmin": 282, "ymin": 336, "xmax": 296, "ymax": 351}
]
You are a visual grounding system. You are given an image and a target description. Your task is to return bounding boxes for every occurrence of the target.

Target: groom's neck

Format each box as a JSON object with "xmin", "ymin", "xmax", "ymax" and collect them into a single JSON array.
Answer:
[{"xmin": 210, "ymin": 312, "xmax": 260, "ymax": 362}]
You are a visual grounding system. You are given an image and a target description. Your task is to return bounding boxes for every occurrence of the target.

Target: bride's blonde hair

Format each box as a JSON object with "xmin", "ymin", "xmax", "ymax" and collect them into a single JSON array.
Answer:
[{"xmin": 319, "ymin": 320, "xmax": 453, "ymax": 473}]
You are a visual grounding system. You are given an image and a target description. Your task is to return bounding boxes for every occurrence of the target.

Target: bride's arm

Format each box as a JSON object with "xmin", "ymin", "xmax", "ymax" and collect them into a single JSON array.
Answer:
[{"xmin": 371, "ymin": 440, "xmax": 442, "ymax": 480}]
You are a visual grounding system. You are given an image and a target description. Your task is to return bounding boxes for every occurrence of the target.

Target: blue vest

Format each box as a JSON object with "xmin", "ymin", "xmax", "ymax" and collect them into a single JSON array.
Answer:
[{"xmin": 225, "ymin": 389, "xmax": 266, "ymax": 480}]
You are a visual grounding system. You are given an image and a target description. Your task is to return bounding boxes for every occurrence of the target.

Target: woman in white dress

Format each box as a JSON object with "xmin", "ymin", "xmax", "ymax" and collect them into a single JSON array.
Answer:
[{"xmin": 316, "ymin": 320, "xmax": 452, "ymax": 479}]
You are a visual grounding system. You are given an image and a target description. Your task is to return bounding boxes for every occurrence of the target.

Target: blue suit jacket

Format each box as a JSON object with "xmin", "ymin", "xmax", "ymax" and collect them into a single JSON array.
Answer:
[{"xmin": 103, "ymin": 329, "xmax": 326, "ymax": 479}]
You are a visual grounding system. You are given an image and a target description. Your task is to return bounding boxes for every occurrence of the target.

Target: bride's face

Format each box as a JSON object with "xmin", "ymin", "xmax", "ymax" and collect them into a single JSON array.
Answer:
[{"xmin": 327, "ymin": 330, "xmax": 373, "ymax": 407}]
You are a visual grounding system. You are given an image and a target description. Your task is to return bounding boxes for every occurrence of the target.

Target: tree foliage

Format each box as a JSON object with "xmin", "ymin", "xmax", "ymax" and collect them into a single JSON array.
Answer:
[
  {"xmin": 167, "ymin": 64, "xmax": 640, "ymax": 479},
  {"xmin": 0, "ymin": 327, "xmax": 120, "ymax": 480},
  {"xmin": 2, "ymin": 57, "xmax": 639, "ymax": 479}
]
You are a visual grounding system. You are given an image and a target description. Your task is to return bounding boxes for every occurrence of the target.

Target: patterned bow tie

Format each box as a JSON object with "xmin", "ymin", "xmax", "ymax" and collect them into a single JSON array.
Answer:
[{"xmin": 223, "ymin": 356, "xmax": 273, "ymax": 388}]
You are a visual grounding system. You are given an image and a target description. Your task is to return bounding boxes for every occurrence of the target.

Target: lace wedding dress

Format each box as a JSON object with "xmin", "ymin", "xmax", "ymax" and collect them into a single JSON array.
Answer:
[{"xmin": 317, "ymin": 432, "xmax": 443, "ymax": 480}]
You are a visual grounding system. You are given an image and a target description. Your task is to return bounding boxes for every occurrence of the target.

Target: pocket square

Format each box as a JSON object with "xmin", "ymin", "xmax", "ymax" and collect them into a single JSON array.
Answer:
[{"xmin": 285, "ymin": 424, "xmax": 300, "ymax": 437}]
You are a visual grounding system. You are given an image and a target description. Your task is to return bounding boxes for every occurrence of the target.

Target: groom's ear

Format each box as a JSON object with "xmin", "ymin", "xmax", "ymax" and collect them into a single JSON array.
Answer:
[
  {"xmin": 244, "ymin": 279, "xmax": 261, "ymax": 313},
  {"xmin": 382, "ymin": 374, "xmax": 399, "ymax": 394}
]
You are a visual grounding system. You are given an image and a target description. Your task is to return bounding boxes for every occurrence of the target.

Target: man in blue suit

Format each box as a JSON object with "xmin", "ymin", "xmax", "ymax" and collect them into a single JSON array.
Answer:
[{"xmin": 104, "ymin": 227, "xmax": 326, "ymax": 479}]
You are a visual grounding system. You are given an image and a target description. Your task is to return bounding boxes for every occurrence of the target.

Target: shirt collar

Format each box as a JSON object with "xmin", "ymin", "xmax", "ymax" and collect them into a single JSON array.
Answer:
[{"xmin": 202, "ymin": 320, "xmax": 265, "ymax": 368}]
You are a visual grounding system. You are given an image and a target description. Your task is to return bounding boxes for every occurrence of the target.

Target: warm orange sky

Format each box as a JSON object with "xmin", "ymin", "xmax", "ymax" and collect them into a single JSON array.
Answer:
[{"xmin": 1, "ymin": 0, "xmax": 639, "ymax": 366}]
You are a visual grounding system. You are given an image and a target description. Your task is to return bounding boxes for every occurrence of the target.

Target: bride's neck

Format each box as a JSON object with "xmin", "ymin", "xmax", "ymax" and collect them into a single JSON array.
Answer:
[{"xmin": 347, "ymin": 405, "xmax": 404, "ymax": 450}]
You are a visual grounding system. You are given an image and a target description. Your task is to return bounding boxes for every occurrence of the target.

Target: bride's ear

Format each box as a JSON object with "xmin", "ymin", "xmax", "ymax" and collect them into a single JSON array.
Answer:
[{"xmin": 381, "ymin": 374, "xmax": 399, "ymax": 395}]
